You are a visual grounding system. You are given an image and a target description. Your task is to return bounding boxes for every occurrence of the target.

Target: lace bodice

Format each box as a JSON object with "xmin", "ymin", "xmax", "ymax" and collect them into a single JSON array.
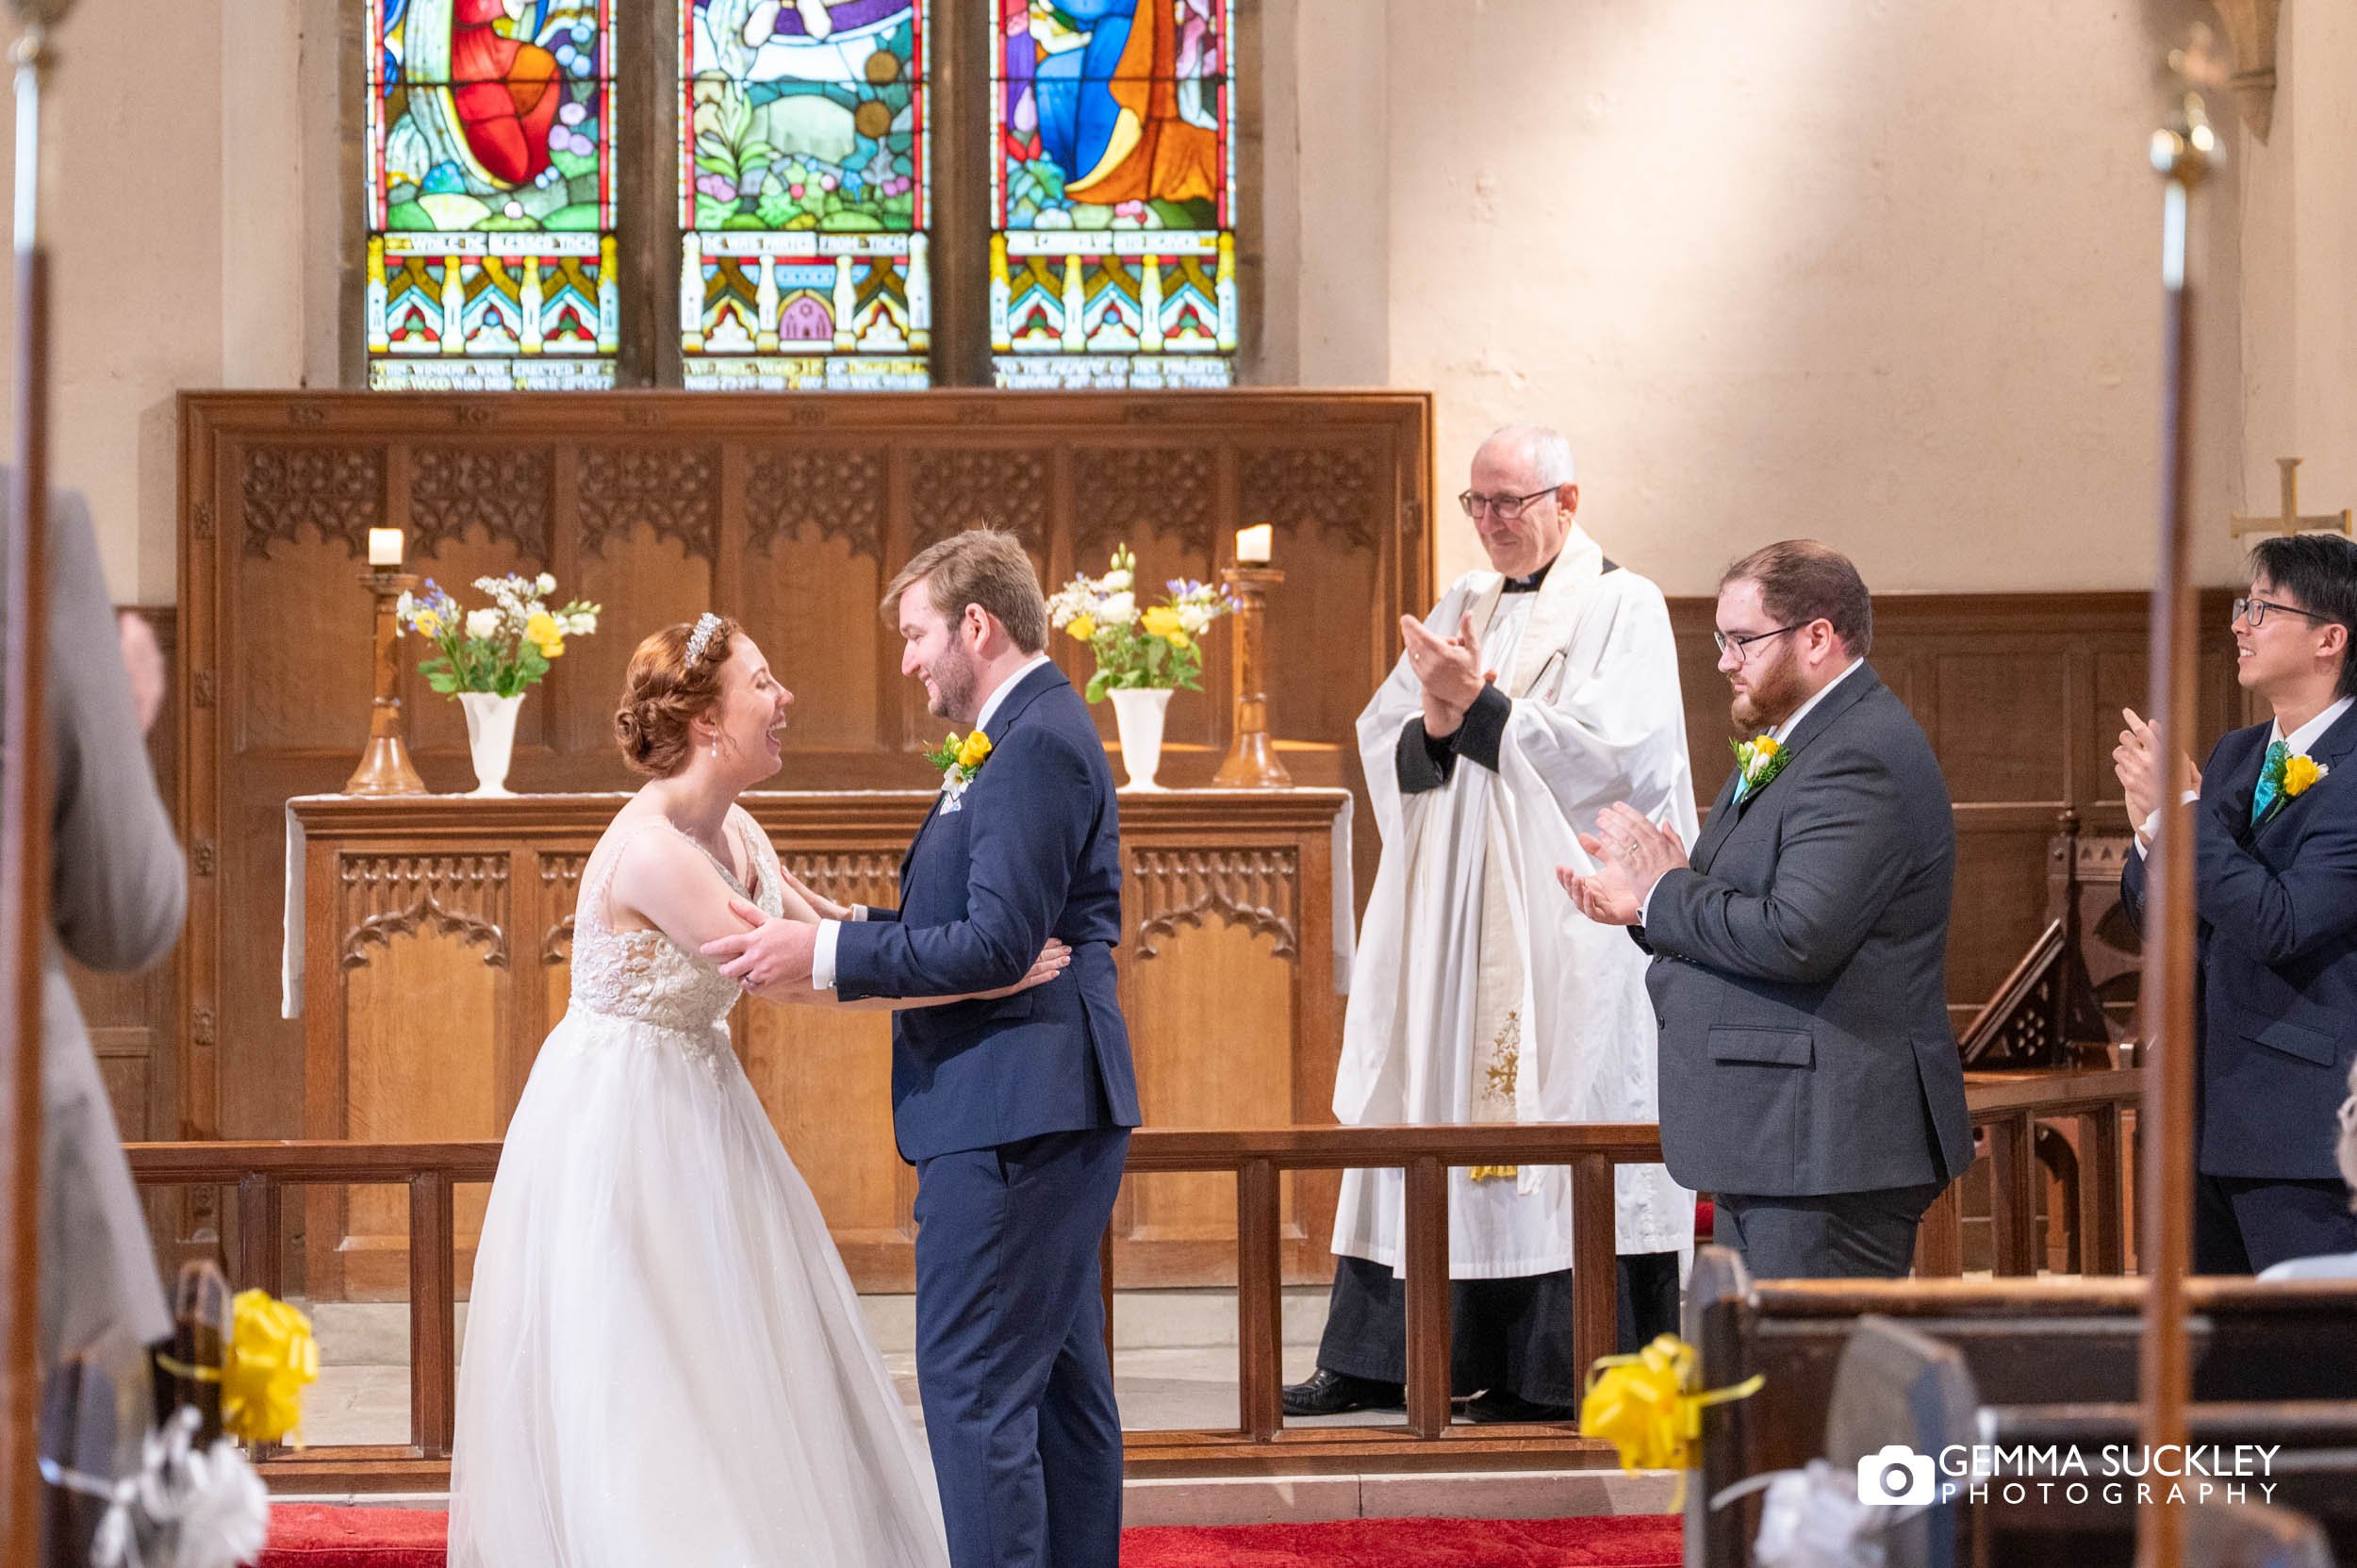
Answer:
[{"xmin": 568, "ymin": 812, "xmax": 785, "ymax": 1034}]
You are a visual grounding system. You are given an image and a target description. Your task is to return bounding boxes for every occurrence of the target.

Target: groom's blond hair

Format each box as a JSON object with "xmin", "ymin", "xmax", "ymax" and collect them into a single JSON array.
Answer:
[{"xmin": 882, "ymin": 529, "xmax": 1048, "ymax": 652}]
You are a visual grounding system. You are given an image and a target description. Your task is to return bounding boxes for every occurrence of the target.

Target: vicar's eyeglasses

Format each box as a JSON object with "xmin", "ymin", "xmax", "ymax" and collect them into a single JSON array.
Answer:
[
  {"xmin": 1712, "ymin": 624, "xmax": 1802, "ymax": 662},
  {"xmin": 1458, "ymin": 487, "xmax": 1558, "ymax": 521},
  {"xmin": 2233, "ymin": 596, "xmax": 2332, "ymax": 630}
]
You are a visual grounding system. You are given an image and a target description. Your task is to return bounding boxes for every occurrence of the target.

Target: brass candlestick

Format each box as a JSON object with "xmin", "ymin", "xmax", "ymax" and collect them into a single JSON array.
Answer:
[
  {"xmin": 345, "ymin": 569, "xmax": 428, "ymax": 796},
  {"xmin": 1212, "ymin": 565, "xmax": 1291, "ymax": 789}
]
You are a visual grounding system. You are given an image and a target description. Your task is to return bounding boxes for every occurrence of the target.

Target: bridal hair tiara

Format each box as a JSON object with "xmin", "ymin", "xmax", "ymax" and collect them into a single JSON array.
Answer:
[{"xmin": 684, "ymin": 612, "xmax": 724, "ymax": 667}]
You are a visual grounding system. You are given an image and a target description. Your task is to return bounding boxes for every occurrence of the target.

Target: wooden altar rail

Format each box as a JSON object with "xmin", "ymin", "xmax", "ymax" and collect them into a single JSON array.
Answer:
[
  {"xmin": 1919, "ymin": 1065, "xmax": 2146, "ymax": 1279},
  {"xmin": 124, "ymin": 1125, "xmax": 1663, "ymax": 1490}
]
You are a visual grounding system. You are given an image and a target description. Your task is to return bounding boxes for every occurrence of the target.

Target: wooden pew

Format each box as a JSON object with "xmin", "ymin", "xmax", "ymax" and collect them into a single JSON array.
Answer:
[
  {"xmin": 1685, "ymin": 1247, "xmax": 2357, "ymax": 1568},
  {"xmin": 1817, "ymin": 1317, "xmax": 2342, "ymax": 1568}
]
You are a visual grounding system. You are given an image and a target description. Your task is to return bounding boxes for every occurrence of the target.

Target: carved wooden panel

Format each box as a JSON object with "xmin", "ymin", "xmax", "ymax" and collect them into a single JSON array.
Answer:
[
  {"xmin": 537, "ymin": 853, "xmax": 585, "ymax": 966},
  {"xmin": 1133, "ymin": 847, "xmax": 1299, "ymax": 962},
  {"xmin": 1073, "ymin": 446, "xmax": 1216, "ymax": 559},
  {"xmin": 240, "ymin": 445, "xmax": 385, "ymax": 559},
  {"xmin": 910, "ymin": 447, "xmax": 1050, "ymax": 549},
  {"xmin": 578, "ymin": 445, "xmax": 721, "ymax": 561},
  {"xmin": 409, "ymin": 446, "xmax": 554, "ymax": 559},
  {"xmin": 745, "ymin": 447, "xmax": 885, "ymax": 559},
  {"xmin": 782, "ymin": 851, "xmax": 901, "ymax": 914},
  {"xmin": 1240, "ymin": 444, "xmax": 1380, "ymax": 553},
  {"xmin": 340, "ymin": 856, "xmax": 511, "ymax": 969}
]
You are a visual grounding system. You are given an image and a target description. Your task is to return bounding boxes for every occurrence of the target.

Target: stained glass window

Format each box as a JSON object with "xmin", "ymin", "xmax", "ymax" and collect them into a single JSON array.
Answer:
[
  {"xmin": 991, "ymin": 0, "xmax": 1236, "ymax": 389},
  {"xmin": 679, "ymin": 0, "xmax": 932, "ymax": 390},
  {"xmin": 365, "ymin": 0, "xmax": 618, "ymax": 389}
]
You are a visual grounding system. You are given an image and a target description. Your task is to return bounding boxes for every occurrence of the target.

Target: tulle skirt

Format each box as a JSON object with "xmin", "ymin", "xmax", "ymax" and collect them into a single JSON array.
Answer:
[{"xmin": 446, "ymin": 1006, "xmax": 949, "ymax": 1568}]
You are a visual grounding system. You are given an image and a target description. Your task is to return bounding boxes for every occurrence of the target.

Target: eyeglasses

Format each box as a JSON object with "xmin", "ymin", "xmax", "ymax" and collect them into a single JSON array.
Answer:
[
  {"xmin": 1712, "ymin": 624, "xmax": 1802, "ymax": 662},
  {"xmin": 2233, "ymin": 596, "xmax": 2332, "ymax": 630},
  {"xmin": 1458, "ymin": 487, "xmax": 1558, "ymax": 521}
]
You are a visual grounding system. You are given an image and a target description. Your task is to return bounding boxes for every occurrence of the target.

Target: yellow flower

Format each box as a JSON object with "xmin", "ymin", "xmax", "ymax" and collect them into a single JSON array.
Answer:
[
  {"xmin": 525, "ymin": 611, "xmax": 566, "ymax": 660},
  {"xmin": 223, "ymin": 1289, "xmax": 320, "ymax": 1446},
  {"xmin": 1751, "ymin": 735, "xmax": 1779, "ymax": 760},
  {"xmin": 2284, "ymin": 753, "xmax": 2324, "ymax": 797},
  {"xmin": 415, "ymin": 607, "xmax": 443, "ymax": 638},
  {"xmin": 1066, "ymin": 615, "xmax": 1096, "ymax": 642},
  {"xmin": 957, "ymin": 731, "xmax": 994, "ymax": 770},
  {"xmin": 1142, "ymin": 605, "xmax": 1186, "ymax": 642}
]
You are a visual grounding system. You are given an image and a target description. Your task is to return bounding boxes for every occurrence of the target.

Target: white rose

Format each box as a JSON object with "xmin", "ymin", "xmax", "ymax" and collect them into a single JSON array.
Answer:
[
  {"xmin": 1103, "ymin": 569, "xmax": 1132, "ymax": 593},
  {"xmin": 466, "ymin": 608, "xmax": 503, "ymax": 641},
  {"xmin": 1098, "ymin": 591, "xmax": 1136, "ymax": 625},
  {"xmin": 1178, "ymin": 604, "xmax": 1211, "ymax": 635},
  {"xmin": 536, "ymin": 572, "xmax": 556, "ymax": 596}
]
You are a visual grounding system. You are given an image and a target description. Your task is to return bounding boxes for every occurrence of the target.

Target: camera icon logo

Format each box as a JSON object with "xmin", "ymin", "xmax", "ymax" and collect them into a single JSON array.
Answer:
[{"xmin": 1857, "ymin": 1444, "xmax": 1936, "ymax": 1506}]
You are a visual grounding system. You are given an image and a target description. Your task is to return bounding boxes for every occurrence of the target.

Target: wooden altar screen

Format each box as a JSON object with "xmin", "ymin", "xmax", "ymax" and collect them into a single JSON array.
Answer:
[
  {"xmin": 285, "ymin": 789, "xmax": 1351, "ymax": 1296},
  {"xmin": 178, "ymin": 390, "xmax": 1430, "ymax": 1271}
]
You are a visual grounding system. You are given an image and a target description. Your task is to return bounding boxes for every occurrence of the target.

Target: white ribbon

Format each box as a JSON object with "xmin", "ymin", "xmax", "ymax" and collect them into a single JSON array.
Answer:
[
  {"xmin": 39, "ymin": 1408, "xmax": 271, "ymax": 1568},
  {"xmin": 1714, "ymin": 1459, "xmax": 1929, "ymax": 1568}
]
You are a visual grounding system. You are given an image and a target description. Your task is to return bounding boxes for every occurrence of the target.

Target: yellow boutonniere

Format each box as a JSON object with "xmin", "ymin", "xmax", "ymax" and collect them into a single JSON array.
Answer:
[
  {"xmin": 926, "ymin": 730, "xmax": 993, "ymax": 789},
  {"xmin": 1730, "ymin": 734, "xmax": 1789, "ymax": 800},
  {"xmin": 2284, "ymin": 753, "xmax": 2325, "ymax": 798}
]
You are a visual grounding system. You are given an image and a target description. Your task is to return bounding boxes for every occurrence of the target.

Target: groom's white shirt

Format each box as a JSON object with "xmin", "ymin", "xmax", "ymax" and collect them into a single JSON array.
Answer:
[{"xmin": 812, "ymin": 652, "xmax": 1055, "ymax": 991}]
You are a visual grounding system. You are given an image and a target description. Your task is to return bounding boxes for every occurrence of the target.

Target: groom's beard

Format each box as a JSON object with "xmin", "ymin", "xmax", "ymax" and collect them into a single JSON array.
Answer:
[
  {"xmin": 1729, "ymin": 646, "xmax": 1806, "ymax": 732},
  {"xmin": 926, "ymin": 647, "xmax": 980, "ymax": 724}
]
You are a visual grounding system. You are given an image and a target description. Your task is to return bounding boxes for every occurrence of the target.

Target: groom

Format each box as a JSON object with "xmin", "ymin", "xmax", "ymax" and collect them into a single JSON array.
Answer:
[{"xmin": 706, "ymin": 528, "xmax": 1140, "ymax": 1568}]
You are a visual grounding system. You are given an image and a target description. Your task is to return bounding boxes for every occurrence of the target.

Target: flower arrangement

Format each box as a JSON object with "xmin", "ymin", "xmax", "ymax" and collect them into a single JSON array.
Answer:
[
  {"xmin": 1046, "ymin": 545, "xmax": 1236, "ymax": 703},
  {"xmin": 397, "ymin": 573, "xmax": 602, "ymax": 698}
]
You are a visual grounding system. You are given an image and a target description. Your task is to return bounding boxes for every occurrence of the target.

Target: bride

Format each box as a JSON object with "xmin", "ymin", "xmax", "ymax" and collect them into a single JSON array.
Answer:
[{"xmin": 447, "ymin": 614, "xmax": 1067, "ymax": 1568}]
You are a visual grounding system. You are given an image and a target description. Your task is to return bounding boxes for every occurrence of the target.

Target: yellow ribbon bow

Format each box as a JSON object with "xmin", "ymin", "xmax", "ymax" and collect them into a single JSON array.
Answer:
[
  {"xmin": 222, "ymin": 1289, "xmax": 320, "ymax": 1445},
  {"xmin": 1579, "ymin": 1333, "xmax": 1763, "ymax": 1487}
]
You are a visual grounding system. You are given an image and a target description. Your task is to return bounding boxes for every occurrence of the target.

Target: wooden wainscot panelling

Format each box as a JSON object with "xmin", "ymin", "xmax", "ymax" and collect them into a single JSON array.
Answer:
[
  {"xmin": 179, "ymin": 390, "xmax": 1432, "ymax": 1188},
  {"xmin": 286, "ymin": 788, "xmax": 1352, "ymax": 1296}
]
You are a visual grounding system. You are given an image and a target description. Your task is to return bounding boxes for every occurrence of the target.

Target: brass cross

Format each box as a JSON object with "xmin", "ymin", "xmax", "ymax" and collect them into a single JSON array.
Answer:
[{"xmin": 2230, "ymin": 456, "xmax": 2353, "ymax": 538}]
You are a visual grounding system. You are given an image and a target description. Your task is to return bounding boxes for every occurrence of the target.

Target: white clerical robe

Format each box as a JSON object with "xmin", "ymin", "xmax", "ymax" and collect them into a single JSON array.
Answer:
[{"xmin": 1331, "ymin": 527, "xmax": 1699, "ymax": 1278}]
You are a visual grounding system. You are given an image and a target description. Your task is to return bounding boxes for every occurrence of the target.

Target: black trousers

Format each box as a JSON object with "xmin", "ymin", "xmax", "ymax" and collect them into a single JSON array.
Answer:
[
  {"xmin": 2196, "ymin": 1172, "xmax": 2357, "ymax": 1275},
  {"xmin": 1312, "ymin": 1252, "xmax": 1681, "ymax": 1407},
  {"xmin": 1711, "ymin": 1182, "xmax": 1945, "ymax": 1279}
]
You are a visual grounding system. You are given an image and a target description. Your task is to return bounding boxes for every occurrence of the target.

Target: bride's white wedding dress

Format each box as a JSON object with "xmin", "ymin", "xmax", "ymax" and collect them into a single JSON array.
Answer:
[{"xmin": 447, "ymin": 812, "xmax": 949, "ymax": 1568}]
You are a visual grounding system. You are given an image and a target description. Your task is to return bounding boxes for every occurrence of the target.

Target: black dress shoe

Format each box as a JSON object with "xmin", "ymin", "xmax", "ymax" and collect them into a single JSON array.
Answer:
[
  {"xmin": 1462, "ymin": 1389, "xmax": 1579, "ymax": 1425},
  {"xmin": 1280, "ymin": 1368, "xmax": 1405, "ymax": 1416}
]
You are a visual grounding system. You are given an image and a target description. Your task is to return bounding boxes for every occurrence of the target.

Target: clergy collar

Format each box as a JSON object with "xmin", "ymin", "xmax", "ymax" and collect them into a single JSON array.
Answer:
[{"xmin": 1502, "ymin": 556, "xmax": 1554, "ymax": 594}]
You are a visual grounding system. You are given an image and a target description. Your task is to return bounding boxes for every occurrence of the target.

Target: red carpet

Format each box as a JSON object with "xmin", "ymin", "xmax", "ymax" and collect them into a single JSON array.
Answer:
[{"xmin": 258, "ymin": 1504, "xmax": 1682, "ymax": 1567}]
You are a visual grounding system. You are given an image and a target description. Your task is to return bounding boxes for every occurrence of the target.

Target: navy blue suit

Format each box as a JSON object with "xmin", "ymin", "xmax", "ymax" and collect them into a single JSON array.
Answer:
[
  {"xmin": 2122, "ymin": 704, "xmax": 2357, "ymax": 1274},
  {"xmin": 833, "ymin": 660, "xmax": 1139, "ymax": 1568}
]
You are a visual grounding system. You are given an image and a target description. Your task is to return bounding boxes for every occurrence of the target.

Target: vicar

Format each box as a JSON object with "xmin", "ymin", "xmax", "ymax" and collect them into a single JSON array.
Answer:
[
  {"xmin": 1565, "ymin": 540, "xmax": 1973, "ymax": 1279},
  {"xmin": 1283, "ymin": 425, "xmax": 1697, "ymax": 1424},
  {"xmin": 2116, "ymin": 532, "xmax": 2357, "ymax": 1274}
]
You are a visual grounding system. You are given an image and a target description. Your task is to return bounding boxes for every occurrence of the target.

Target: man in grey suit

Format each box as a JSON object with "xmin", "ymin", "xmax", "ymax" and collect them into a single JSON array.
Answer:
[
  {"xmin": 8, "ymin": 481, "xmax": 185, "ymax": 1370},
  {"xmin": 1563, "ymin": 540, "xmax": 1971, "ymax": 1278}
]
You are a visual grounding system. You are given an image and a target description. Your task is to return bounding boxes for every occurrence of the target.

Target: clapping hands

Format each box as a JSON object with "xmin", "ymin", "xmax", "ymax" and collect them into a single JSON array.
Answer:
[
  {"xmin": 1400, "ymin": 613, "xmax": 1486, "ymax": 738},
  {"xmin": 2114, "ymin": 707, "xmax": 2200, "ymax": 846},
  {"xmin": 1558, "ymin": 802, "xmax": 1689, "ymax": 928}
]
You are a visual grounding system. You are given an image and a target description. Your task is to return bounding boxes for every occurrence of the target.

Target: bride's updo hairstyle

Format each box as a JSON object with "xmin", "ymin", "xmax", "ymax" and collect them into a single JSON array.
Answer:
[{"xmin": 615, "ymin": 614, "xmax": 743, "ymax": 777}]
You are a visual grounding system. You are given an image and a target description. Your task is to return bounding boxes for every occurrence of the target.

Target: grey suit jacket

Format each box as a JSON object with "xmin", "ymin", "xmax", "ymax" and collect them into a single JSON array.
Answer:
[
  {"xmin": 1638, "ymin": 665, "xmax": 1972, "ymax": 1197},
  {"xmin": 8, "ymin": 484, "xmax": 185, "ymax": 1368}
]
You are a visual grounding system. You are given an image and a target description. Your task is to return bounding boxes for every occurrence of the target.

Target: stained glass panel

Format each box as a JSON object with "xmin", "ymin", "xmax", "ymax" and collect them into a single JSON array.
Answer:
[
  {"xmin": 365, "ymin": 0, "xmax": 618, "ymax": 389},
  {"xmin": 990, "ymin": 0, "xmax": 1236, "ymax": 389},
  {"xmin": 679, "ymin": 0, "xmax": 932, "ymax": 390}
]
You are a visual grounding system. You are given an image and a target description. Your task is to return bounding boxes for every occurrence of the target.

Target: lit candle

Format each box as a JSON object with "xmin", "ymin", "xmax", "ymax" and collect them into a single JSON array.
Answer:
[
  {"xmin": 368, "ymin": 528, "xmax": 404, "ymax": 569},
  {"xmin": 1236, "ymin": 523, "xmax": 1273, "ymax": 565}
]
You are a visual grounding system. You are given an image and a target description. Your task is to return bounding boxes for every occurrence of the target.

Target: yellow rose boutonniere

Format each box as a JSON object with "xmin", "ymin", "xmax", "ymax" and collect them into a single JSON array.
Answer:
[
  {"xmin": 1730, "ymin": 734, "xmax": 1788, "ymax": 802},
  {"xmin": 926, "ymin": 730, "xmax": 994, "ymax": 805},
  {"xmin": 2284, "ymin": 753, "xmax": 2325, "ymax": 798}
]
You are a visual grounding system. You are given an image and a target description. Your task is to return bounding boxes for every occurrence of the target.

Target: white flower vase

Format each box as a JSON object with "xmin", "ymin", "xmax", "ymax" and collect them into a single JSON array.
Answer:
[
  {"xmin": 459, "ymin": 691, "xmax": 527, "ymax": 797},
  {"xmin": 1109, "ymin": 686, "xmax": 1173, "ymax": 790}
]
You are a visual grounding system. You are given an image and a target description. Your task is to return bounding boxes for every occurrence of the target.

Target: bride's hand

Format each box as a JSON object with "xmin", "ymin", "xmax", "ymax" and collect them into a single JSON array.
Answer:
[
  {"xmin": 978, "ymin": 938, "xmax": 1072, "ymax": 999},
  {"xmin": 774, "ymin": 863, "xmax": 851, "ymax": 923}
]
